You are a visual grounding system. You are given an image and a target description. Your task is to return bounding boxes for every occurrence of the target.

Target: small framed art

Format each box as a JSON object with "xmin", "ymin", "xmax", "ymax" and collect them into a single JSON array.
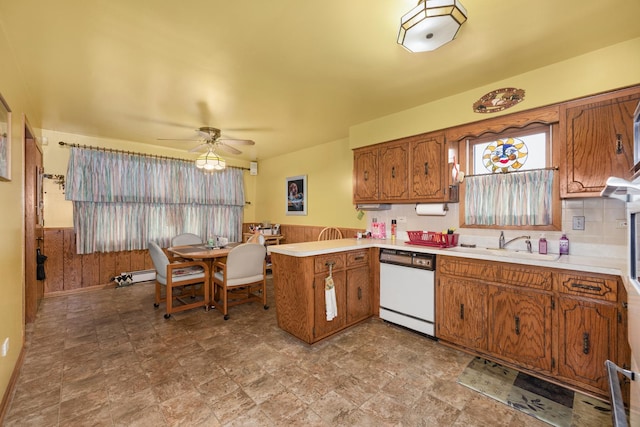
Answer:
[
  {"xmin": 0, "ymin": 93, "xmax": 11, "ymax": 181},
  {"xmin": 286, "ymin": 175, "xmax": 307, "ymax": 215}
]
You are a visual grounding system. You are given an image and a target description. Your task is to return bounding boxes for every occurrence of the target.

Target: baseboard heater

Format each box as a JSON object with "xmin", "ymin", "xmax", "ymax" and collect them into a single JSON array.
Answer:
[{"xmin": 113, "ymin": 269, "xmax": 156, "ymax": 286}]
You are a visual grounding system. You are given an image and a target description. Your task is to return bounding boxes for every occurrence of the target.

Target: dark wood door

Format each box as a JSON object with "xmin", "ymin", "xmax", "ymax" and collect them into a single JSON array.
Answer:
[
  {"xmin": 379, "ymin": 142, "xmax": 409, "ymax": 200},
  {"xmin": 24, "ymin": 121, "xmax": 43, "ymax": 323},
  {"xmin": 353, "ymin": 147, "xmax": 379, "ymax": 202},
  {"xmin": 313, "ymin": 270, "xmax": 346, "ymax": 340},
  {"xmin": 346, "ymin": 266, "xmax": 371, "ymax": 324},
  {"xmin": 410, "ymin": 133, "xmax": 447, "ymax": 201}
]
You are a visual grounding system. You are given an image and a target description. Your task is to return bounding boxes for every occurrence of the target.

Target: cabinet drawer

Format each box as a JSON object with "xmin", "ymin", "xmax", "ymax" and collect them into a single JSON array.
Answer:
[
  {"xmin": 555, "ymin": 273, "xmax": 618, "ymax": 301},
  {"xmin": 314, "ymin": 253, "xmax": 346, "ymax": 274},
  {"xmin": 346, "ymin": 250, "xmax": 369, "ymax": 268},
  {"xmin": 438, "ymin": 256, "xmax": 498, "ymax": 281},
  {"xmin": 497, "ymin": 265, "xmax": 552, "ymax": 291}
]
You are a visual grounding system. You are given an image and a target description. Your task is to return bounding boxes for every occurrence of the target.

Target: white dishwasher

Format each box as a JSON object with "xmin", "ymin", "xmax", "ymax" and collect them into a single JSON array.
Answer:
[{"xmin": 379, "ymin": 249, "xmax": 436, "ymax": 337}]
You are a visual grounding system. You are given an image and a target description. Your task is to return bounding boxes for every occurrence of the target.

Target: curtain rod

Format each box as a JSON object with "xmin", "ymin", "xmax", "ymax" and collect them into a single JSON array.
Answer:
[
  {"xmin": 464, "ymin": 166, "xmax": 558, "ymax": 178},
  {"xmin": 58, "ymin": 141, "xmax": 250, "ymax": 171}
]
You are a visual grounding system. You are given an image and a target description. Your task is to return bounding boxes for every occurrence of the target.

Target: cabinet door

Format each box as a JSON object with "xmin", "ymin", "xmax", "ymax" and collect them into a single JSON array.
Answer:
[
  {"xmin": 379, "ymin": 142, "xmax": 409, "ymax": 200},
  {"xmin": 562, "ymin": 92, "xmax": 640, "ymax": 197},
  {"xmin": 488, "ymin": 286, "xmax": 552, "ymax": 371},
  {"xmin": 353, "ymin": 147, "xmax": 379, "ymax": 202},
  {"xmin": 346, "ymin": 266, "xmax": 371, "ymax": 324},
  {"xmin": 313, "ymin": 270, "xmax": 346, "ymax": 340},
  {"xmin": 557, "ymin": 297, "xmax": 617, "ymax": 392},
  {"xmin": 410, "ymin": 134, "xmax": 447, "ymax": 201},
  {"xmin": 436, "ymin": 276, "xmax": 487, "ymax": 351}
]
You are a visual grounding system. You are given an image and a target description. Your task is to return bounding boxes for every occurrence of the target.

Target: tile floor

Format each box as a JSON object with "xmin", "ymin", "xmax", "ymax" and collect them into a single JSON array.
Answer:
[{"xmin": 5, "ymin": 278, "xmax": 567, "ymax": 426}]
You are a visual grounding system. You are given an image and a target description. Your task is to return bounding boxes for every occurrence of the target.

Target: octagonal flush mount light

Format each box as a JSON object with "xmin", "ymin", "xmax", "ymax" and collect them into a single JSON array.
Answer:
[{"xmin": 398, "ymin": 0, "xmax": 468, "ymax": 52}]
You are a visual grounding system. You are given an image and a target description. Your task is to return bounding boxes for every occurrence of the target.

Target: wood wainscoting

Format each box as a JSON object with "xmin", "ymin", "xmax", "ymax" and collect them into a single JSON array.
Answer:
[
  {"xmin": 42, "ymin": 228, "xmax": 154, "ymax": 296},
  {"xmin": 242, "ymin": 223, "xmax": 365, "ymax": 244}
]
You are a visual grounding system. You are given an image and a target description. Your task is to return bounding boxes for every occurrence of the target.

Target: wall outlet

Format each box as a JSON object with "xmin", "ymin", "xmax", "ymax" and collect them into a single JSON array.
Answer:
[
  {"xmin": 572, "ymin": 216, "xmax": 585, "ymax": 230},
  {"xmin": 617, "ymin": 220, "xmax": 628, "ymax": 229},
  {"xmin": 1, "ymin": 337, "xmax": 8, "ymax": 357}
]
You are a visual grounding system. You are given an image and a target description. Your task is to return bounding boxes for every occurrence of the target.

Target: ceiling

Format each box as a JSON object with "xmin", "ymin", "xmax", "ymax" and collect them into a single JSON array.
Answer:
[{"xmin": 0, "ymin": 0, "xmax": 639, "ymax": 161}]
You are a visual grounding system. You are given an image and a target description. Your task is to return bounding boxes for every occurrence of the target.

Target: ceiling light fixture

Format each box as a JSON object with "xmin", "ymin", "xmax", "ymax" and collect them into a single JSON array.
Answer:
[
  {"xmin": 195, "ymin": 148, "xmax": 226, "ymax": 171},
  {"xmin": 398, "ymin": 0, "xmax": 467, "ymax": 52}
]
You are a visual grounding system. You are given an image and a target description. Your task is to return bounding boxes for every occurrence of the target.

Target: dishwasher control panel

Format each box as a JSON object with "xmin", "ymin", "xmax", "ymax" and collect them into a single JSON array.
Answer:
[{"xmin": 379, "ymin": 249, "xmax": 435, "ymax": 270}]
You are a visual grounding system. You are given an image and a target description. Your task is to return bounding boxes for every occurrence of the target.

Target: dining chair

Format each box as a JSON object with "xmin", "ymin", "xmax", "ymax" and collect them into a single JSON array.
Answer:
[
  {"xmin": 246, "ymin": 232, "xmax": 266, "ymax": 245},
  {"xmin": 149, "ymin": 241, "xmax": 209, "ymax": 319},
  {"xmin": 317, "ymin": 227, "xmax": 343, "ymax": 241},
  {"xmin": 171, "ymin": 233, "xmax": 203, "ymax": 246},
  {"xmin": 211, "ymin": 243, "xmax": 268, "ymax": 320}
]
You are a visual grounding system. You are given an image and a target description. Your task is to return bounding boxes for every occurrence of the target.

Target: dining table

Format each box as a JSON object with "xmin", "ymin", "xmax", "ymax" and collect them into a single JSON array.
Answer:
[{"xmin": 167, "ymin": 243, "xmax": 239, "ymax": 306}]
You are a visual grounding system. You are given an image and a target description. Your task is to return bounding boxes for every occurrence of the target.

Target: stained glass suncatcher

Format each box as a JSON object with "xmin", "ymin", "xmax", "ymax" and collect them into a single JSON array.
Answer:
[{"xmin": 482, "ymin": 137, "xmax": 528, "ymax": 173}]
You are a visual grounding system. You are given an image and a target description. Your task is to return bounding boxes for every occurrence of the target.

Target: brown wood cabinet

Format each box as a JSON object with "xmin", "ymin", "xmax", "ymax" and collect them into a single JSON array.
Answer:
[
  {"xmin": 353, "ymin": 146, "xmax": 379, "ymax": 202},
  {"xmin": 436, "ymin": 255, "xmax": 629, "ymax": 400},
  {"xmin": 353, "ymin": 131, "xmax": 451, "ymax": 204},
  {"xmin": 410, "ymin": 133, "xmax": 448, "ymax": 201},
  {"xmin": 271, "ymin": 249, "xmax": 373, "ymax": 343},
  {"xmin": 560, "ymin": 86, "xmax": 640, "ymax": 198}
]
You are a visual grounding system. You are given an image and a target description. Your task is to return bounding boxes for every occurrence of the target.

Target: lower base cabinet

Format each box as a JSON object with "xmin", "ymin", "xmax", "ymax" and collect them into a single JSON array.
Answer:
[
  {"xmin": 272, "ymin": 249, "xmax": 373, "ymax": 344},
  {"xmin": 437, "ymin": 255, "xmax": 629, "ymax": 401}
]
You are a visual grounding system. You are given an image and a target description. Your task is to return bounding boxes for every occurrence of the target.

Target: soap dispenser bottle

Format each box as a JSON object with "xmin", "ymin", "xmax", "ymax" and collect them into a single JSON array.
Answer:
[
  {"xmin": 538, "ymin": 234, "xmax": 547, "ymax": 254},
  {"xmin": 559, "ymin": 233, "xmax": 569, "ymax": 255}
]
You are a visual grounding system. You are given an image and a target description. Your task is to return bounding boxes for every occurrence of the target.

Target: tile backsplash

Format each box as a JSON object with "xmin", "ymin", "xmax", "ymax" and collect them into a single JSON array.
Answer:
[{"xmin": 365, "ymin": 197, "xmax": 627, "ymax": 259}]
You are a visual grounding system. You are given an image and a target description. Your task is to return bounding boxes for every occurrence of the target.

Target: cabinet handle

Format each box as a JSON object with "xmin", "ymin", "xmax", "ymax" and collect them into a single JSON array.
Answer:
[
  {"xmin": 364, "ymin": 171, "xmax": 369, "ymax": 181},
  {"xmin": 514, "ymin": 315, "xmax": 520, "ymax": 335},
  {"xmin": 357, "ymin": 287, "xmax": 362, "ymax": 300},
  {"xmin": 460, "ymin": 303, "xmax": 464, "ymax": 320},
  {"xmin": 325, "ymin": 261, "xmax": 335, "ymax": 268},
  {"xmin": 424, "ymin": 162, "xmax": 429, "ymax": 175},
  {"xmin": 391, "ymin": 166, "xmax": 396, "ymax": 178},
  {"xmin": 354, "ymin": 256, "xmax": 364, "ymax": 261},
  {"xmin": 583, "ymin": 332, "xmax": 590, "ymax": 354},
  {"xmin": 616, "ymin": 134, "xmax": 623, "ymax": 154},
  {"xmin": 571, "ymin": 283, "xmax": 602, "ymax": 292}
]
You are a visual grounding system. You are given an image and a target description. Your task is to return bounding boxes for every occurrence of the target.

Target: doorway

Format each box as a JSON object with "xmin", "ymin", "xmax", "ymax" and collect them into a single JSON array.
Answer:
[{"xmin": 23, "ymin": 117, "xmax": 43, "ymax": 323}]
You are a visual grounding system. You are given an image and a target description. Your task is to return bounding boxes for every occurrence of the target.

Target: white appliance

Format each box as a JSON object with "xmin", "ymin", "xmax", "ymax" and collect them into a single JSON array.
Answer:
[{"xmin": 379, "ymin": 249, "xmax": 436, "ymax": 337}]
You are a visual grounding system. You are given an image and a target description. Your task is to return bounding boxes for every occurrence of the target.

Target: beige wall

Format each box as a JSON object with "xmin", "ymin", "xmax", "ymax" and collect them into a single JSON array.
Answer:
[{"xmin": 0, "ymin": 27, "xmax": 41, "ymax": 404}]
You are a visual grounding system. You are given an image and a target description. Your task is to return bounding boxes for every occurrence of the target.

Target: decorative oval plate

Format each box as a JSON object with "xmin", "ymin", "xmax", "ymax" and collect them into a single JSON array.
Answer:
[{"xmin": 473, "ymin": 87, "xmax": 525, "ymax": 113}]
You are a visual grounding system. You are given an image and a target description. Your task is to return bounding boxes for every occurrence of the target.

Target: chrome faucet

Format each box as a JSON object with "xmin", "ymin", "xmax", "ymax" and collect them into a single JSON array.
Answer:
[{"xmin": 499, "ymin": 231, "xmax": 532, "ymax": 252}]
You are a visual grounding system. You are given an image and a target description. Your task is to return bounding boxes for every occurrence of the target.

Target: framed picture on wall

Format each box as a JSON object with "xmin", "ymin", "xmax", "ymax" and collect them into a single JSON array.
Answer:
[
  {"xmin": 0, "ymin": 93, "xmax": 11, "ymax": 181},
  {"xmin": 286, "ymin": 175, "xmax": 307, "ymax": 215}
]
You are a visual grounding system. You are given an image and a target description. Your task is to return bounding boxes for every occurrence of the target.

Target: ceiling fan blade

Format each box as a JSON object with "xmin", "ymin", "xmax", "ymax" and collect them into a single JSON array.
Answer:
[
  {"xmin": 188, "ymin": 143, "xmax": 210, "ymax": 153},
  {"xmin": 218, "ymin": 138, "xmax": 255, "ymax": 146},
  {"xmin": 157, "ymin": 138, "xmax": 200, "ymax": 141},
  {"xmin": 217, "ymin": 143, "xmax": 242, "ymax": 155}
]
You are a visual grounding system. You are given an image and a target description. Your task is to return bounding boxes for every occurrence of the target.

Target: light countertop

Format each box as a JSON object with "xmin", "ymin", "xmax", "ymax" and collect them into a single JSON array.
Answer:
[{"xmin": 268, "ymin": 238, "xmax": 627, "ymax": 277}]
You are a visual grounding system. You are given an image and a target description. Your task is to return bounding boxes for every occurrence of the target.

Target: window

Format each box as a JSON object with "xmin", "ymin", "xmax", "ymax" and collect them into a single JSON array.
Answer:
[
  {"xmin": 469, "ymin": 124, "xmax": 550, "ymax": 174},
  {"xmin": 461, "ymin": 123, "xmax": 560, "ymax": 230}
]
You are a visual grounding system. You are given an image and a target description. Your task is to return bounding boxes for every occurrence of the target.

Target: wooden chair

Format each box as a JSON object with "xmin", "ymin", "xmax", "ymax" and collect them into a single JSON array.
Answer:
[
  {"xmin": 317, "ymin": 227, "xmax": 343, "ymax": 241},
  {"xmin": 149, "ymin": 242, "xmax": 209, "ymax": 319},
  {"xmin": 169, "ymin": 233, "xmax": 203, "ymax": 261},
  {"xmin": 212, "ymin": 243, "xmax": 268, "ymax": 320}
]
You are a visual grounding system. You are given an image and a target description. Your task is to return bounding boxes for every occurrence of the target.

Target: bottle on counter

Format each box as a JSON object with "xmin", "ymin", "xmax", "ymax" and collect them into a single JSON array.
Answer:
[
  {"xmin": 391, "ymin": 219, "xmax": 397, "ymax": 240},
  {"xmin": 559, "ymin": 233, "xmax": 569, "ymax": 255},
  {"xmin": 371, "ymin": 218, "xmax": 379, "ymax": 239},
  {"xmin": 538, "ymin": 234, "xmax": 547, "ymax": 254}
]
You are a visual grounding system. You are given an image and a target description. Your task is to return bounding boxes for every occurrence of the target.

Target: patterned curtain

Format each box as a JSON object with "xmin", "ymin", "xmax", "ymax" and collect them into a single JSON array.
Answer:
[
  {"xmin": 66, "ymin": 147, "xmax": 245, "ymax": 254},
  {"xmin": 465, "ymin": 169, "xmax": 554, "ymax": 226}
]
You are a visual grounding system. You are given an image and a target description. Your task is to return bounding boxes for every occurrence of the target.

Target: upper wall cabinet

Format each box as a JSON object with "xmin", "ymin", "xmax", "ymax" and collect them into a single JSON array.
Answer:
[
  {"xmin": 560, "ymin": 86, "xmax": 640, "ymax": 198},
  {"xmin": 353, "ymin": 146, "xmax": 379, "ymax": 202},
  {"xmin": 353, "ymin": 131, "xmax": 451, "ymax": 204}
]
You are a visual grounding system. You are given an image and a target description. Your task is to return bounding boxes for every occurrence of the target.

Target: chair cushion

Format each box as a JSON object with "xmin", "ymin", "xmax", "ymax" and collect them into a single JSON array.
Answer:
[{"xmin": 214, "ymin": 271, "xmax": 263, "ymax": 287}]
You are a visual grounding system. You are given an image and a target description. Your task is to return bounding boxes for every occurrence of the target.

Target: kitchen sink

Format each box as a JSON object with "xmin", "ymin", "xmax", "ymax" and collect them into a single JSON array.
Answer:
[{"xmin": 444, "ymin": 246, "xmax": 561, "ymax": 262}]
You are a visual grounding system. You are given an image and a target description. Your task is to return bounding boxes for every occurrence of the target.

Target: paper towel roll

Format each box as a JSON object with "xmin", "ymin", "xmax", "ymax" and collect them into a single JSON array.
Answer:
[{"xmin": 415, "ymin": 203, "xmax": 448, "ymax": 216}]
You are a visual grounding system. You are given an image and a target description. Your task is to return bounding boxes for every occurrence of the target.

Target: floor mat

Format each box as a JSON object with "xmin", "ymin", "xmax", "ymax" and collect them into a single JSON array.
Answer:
[{"xmin": 457, "ymin": 357, "xmax": 613, "ymax": 427}]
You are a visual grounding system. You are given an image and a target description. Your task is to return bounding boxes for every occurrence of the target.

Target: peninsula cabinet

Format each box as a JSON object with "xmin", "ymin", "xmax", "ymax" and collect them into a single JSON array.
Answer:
[
  {"xmin": 436, "ymin": 255, "xmax": 629, "ymax": 400},
  {"xmin": 271, "ymin": 249, "xmax": 373, "ymax": 344},
  {"xmin": 560, "ymin": 85, "xmax": 640, "ymax": 198}
]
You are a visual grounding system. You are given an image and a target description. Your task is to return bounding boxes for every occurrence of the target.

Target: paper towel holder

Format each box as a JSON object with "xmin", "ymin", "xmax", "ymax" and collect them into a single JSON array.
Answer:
[{"xmin": 415, "ymin": 202, "xmax": 449, "ymax": 211}]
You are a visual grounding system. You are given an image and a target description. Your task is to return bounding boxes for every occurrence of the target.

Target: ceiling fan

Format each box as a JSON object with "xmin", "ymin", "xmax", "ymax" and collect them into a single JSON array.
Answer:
[{"xmin": 159, "ymin": 126, "xmax": 255, "ymax": 155}]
